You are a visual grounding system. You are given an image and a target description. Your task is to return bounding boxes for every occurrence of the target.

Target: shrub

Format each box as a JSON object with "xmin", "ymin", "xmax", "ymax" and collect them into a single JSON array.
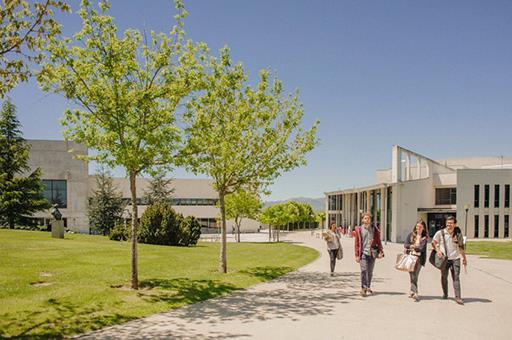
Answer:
[
  {"xmin": 109, "ymin": 222, "xmax": 130, "ymax": 241},
  {"xmin": 138, "ymin": 203, "xmax": 181, "ymax": 245},
  {"xmin": 178, "ymin": 216, "xmax": 201, "ymax": 246}
]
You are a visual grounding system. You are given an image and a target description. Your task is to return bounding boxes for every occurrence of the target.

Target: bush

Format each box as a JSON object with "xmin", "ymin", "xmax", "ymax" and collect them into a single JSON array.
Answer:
[
  {"xmin": 178, "ymin": 216, "xmax": 201, "ymax": 246},
  {"xmin": 138, "ymin": 203, "xmax": 182, "ymax": 245},
  {"xmin": 109, "ymin": 222, "xmax": 130, "ymax": 241},
  {"xmin": 136, "ymin": 203, "xmax": 201, "ymax": 246}
]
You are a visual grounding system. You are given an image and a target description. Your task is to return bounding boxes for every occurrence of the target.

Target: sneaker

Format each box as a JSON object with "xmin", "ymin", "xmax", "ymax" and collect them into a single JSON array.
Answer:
[
  {"xmin": 455, "ymin": 298, "xmax": 464, "ymax": 305},
  {"xmin": 408, "ymin": 292, "xmax": 414, "ymax": 298},
  {"xmin": 330, "ymin": 272, "xmax": 334, "ymax": 277},
  {"xmin": 360, "ymin": 289, "xmax": 367, "ymax": 297},
  {"xmin": 412, "ymin": 294, "xmax": 419, "ymax": 302},
  {"xmin": 366, "ymin": 289, "xmax": 373, "ymax": 296}
]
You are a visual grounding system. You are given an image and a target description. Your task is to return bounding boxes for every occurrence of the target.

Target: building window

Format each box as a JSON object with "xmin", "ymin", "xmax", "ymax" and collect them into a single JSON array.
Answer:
[
  {"xmin": 494, "ymin": 215, "xmax": 500, "ymax": 238},
  {"xmin": 474, "ymin": 185, "xmax": 480, "ymax": 208},
  {"xmin": 484, "ymin": 185, "xmax": 490, "ymax": 208},
  {"xmin": 505, "ymin": 215, "xmax": 509, "ymax": 238},
  {"xmin": 328, "ymin": 195, "xmax": 336, "ymax": 210},
  {"xmin": 505, "ymin": 185, "xmax": 510, "ymax": 208},
  {"xmin": 474, "ymin": 215, "xmax": 479, "ymax": 238},
  {"xmin": 42, "ymin": 180, "xmax": 67, "ymax": 208},
  {"xmin": 494, "ymin": 185, "xmax": 500, "ymax": 208},
  {"xmin": 435, "ymin": 188, "xmax": 456, "ymax": 205},
  {"xmin": 484, "ymin": 215, "xmax": 489, "ymax": 238}
]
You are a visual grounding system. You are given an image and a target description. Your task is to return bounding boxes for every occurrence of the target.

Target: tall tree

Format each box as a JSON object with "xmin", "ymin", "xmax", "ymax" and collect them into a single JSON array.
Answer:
[
  {"xmin": 0, "ymin": 0, "xmax": 69, "ymax": 97},
  {"xmin": 143, "ymin": 171, "xmax": 175, "ymax": 205},
  {"xmin": 181, "ymin": 47, "xmax": 319, "ymax": 272},
  {"xmin": 260, "ymin": 203, "xmax": 290, "ymax": 242},
  {"xmin": 88, "ymin": 168, "xmax": 125, "ymax": 235},
  {"xmin": 38, "ymin": 0, "xmax": 206, "ymax": 289},
  {"xmin": 0, "ymin": 99, "xmax": 49, "ymax": 228},
  {"xmin": 224, "ymin": 189, "xmax": 262, "ymax": 242}
]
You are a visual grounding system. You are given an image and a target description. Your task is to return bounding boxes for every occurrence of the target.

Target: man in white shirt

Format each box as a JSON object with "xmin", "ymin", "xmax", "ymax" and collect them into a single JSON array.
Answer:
[{"xmin": 432, "ymin": 215, "xmax": 468, "ymax": 305}]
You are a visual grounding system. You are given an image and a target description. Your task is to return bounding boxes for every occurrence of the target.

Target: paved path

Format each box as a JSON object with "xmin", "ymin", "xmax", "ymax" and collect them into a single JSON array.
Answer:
[{"xmin": 79, "ymin": 231, "xmax": 512, "ymax": 339}]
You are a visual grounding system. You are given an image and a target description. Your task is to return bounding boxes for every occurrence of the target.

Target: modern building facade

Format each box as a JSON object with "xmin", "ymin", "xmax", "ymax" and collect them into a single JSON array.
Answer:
[
  {"xmin": 325, "ymin": 146, "xmax": 512, "ymax": 242},
  {"xmin": 27, "ymin": 140, "xmax": 259, "ymax": 233}
]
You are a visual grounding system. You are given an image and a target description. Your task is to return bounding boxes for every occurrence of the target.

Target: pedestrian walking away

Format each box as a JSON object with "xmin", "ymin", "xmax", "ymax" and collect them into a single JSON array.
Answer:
[
  {"xmin": 431, "ymin": 215, "xmax": 468, "ymax": 305},
  {"xmin": 323, "ymin": 223, "xmax": 343, "ymax": 276},
  {"xmin": 354, "ymin": 212, "xmax": 384, "ymax": 297},
  {"xmin": 404, "ymin": 219, "xmax": 428, "ymax": 302}
]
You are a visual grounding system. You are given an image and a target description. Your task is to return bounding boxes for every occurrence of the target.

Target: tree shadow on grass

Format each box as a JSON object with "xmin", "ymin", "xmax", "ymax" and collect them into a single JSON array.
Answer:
[
  {"xmin": 0, "ymin": 298, "xmax": 136, "ymax": 339},
  {"xmin": 239, "ymin": 266, "xmax": 294, "ymax": 281},
  {"xmin": 81, "ymin": 270, "xmax": 363, "ymax": 339},
  {"xmin": 138, "ymin": 278, "xmax": 239, "ymax": 305}
]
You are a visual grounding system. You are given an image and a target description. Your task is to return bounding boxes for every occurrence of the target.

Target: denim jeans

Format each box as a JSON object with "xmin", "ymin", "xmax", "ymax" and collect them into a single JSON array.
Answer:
[
  {"xmin": 360, "ymin": 254, "xmax": 376, "ymax": 289},
  {"xmin": 409, "ymin": 261, "xmax": 422, "ymax": 294},
  {"xmin": 328, "ymin": 249, "xmax": 338, "ymax": 273},
  {"xmin": 441, "ymin": 258, "xmax": 461, "ymax": 298}
]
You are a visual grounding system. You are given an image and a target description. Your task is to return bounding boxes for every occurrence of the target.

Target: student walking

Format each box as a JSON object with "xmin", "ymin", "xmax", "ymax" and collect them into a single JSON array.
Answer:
[
  {"xmin": 432, "ymin": 216, "xmax": 467, "ymax": 305},
  {"xmin": 354, "ymin": 212, "xmax": 384, "ymax": 296},
  {"xmin": 404, "ymin": 219, "xmax": 428, "ymax": 302},
  {"xmin": 324, "ymin": 223, "xmax": 342, "ymax": 277}
]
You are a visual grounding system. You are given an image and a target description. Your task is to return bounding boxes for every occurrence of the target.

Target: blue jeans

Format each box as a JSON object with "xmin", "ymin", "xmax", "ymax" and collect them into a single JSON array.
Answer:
[{"xmin": 360, "ymin": 254, "xmax": 375, "ymax": 289}]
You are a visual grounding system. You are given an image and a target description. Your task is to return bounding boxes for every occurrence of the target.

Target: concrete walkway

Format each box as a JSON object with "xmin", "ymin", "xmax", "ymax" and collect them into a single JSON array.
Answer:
[{"xmin": 79, "ymin": 231, "xmax": 512, "ymax": 339}]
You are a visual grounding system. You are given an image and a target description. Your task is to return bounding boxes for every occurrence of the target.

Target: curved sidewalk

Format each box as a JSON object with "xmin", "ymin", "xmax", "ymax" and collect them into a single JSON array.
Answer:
[{"xmin": 79, "ymin": 231, "xmax": 512, "ymax": 339}]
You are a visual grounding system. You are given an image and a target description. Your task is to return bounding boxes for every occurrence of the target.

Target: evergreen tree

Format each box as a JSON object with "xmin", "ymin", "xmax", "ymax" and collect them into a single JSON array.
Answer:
[
  {"xmin": 143, "ymin": 172, "xmax": 175, "ymax": 205},
  {"xmin": 88, "ymin": 168, "xmax": 125, "ymax": 235},
  {"xmin": 0, "ymin": 99, "xmax": 49, "ymax": 228}
]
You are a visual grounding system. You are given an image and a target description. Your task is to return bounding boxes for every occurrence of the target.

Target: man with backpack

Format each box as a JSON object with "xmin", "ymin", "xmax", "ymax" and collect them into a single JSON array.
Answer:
[{"xmin": 432, "ymin": 215, "xmax": 468, "ymax": 305}]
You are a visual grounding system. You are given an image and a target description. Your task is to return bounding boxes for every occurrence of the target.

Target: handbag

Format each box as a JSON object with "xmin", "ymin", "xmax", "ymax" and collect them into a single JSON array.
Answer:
[
  {"xmin": 395, "ymin": 252, "xmax": 418, "ymax": 272},
  {"xmin": 337, "ymin": 245, "xmax": 343, "ymax": 260},
  {"xmin": 429, "ymin": 230, "xmax": 448, "ymax": 270}
]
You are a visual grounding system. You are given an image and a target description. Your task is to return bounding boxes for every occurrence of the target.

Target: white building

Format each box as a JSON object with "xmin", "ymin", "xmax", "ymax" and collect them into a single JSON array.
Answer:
[
  {"xmin": 27, "ymin": 140, "xmax": 260, "ymax": 233},
  {"xmin": 325, "ymin": 146, "xmax": 512, "ymax": 242}
]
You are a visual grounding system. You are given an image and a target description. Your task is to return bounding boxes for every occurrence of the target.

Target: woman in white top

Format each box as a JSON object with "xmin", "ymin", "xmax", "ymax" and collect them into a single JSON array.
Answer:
[{"xmin": 324, "ymin": 223, "xmax": 342, "ymax": 276}]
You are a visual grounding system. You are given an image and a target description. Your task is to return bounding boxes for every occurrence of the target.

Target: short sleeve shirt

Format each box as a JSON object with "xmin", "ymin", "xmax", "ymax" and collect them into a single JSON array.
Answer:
[{"xmin": 433, "ymin": 228, "xmax": 461, "ymax": 260}]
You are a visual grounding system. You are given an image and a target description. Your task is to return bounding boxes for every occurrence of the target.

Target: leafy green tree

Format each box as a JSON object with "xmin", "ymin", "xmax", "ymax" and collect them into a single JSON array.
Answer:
[
  {"xmin": 144, "ymin": 171, "xmax": 175, "ymax": 205},
  {"xmin": 315, "ymin": 211, "xmax": 326, "ymax": 229},
  {"xmin": 138, "ymin": 202, "xmax": 181, "ymax": 246},
  {"xmin": 178, "ymin": 215, "xmax": 201, "ymax": 246},
  {"xmin": 181, "ymin": 47, "xmax": 318, "ymax": 272},
  {"xmin": 88, "ymin": 168, "xmax": 125, "ymax": 235},
  {"xmin": 260, "ymin": 203, "xmax": 291, "ymax": 242},
  {"xmin": 0, "ymin": 99, "xmax": 49, "ymax": 228},
  {"xmin": 0, "ymin": 0, "xmax": 69, "ymax": 97},
  {"xmin": 224, "ymin": 189, "xmax": 262, "ymax": 242},
  {"xmin": 38, "ymin": 0, "xmax": 206, "ymax": 289}
]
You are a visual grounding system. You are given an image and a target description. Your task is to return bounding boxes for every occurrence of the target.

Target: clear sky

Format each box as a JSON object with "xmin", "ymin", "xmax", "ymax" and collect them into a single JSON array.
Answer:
[{"xmin": 9, "ymin": 0, "xmax": 512, "ymax": 201}]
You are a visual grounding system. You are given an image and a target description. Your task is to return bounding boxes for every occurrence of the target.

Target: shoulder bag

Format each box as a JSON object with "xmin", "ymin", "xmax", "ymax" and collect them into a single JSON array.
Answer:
[{"xmin": 429, "ymin": 229, "xmax": 448, "ymax": 270}]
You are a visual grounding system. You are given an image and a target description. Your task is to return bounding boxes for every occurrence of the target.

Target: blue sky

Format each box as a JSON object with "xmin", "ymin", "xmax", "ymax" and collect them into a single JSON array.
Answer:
[{"xmin": 10, "ymin": 0, "xmax": 512, "ymax": 201}]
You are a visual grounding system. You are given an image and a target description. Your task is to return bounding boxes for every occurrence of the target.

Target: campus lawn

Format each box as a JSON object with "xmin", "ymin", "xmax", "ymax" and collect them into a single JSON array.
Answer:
[
  {"xmin": 0, "ymin": 229, "xmax": 318, "ymax": 338},
  {"xmin": 466, "ymin": 241, "xmax": 512, "ymax": 260}
]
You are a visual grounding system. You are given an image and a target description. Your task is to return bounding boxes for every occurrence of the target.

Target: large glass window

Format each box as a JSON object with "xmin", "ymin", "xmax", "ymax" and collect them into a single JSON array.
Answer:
[
  {"xmin": 42, "ymin": 180, "xmax": 67, "ymax": 208},
  {"xmin": 435, "ymin": 188, "xmax": 456, "ymax": 205},
  {"xmin": 484, "ymin": 215, "xmax": 489, "ymax": 238},
  {"xmin": 328, "ymin": 195, "xmax": 336, "ymax": 210},
  {"xmin": 505, "ymin": 215, "xmax": 509, "ymax": 238},
  {"xmin": 484, "ymin": 185, "xmax": 490, "ymax": 208},
  {"xmin": 474, "ymin": 215, "xmax": 479, "ymax": 238},
  {"xmin": 494, "ymin": 185, "xmax": 500, "ymax": 208},
  {"xmin": 474, "ymin": 185, "xmax": 480, "ymax": 208},
  {"xmin": 505, "ymin": 185, "xmax": 510, "ymax": 208},
  {"xmin": 494, "ymin": 215, "xmax": 500, "ymax": 238}
]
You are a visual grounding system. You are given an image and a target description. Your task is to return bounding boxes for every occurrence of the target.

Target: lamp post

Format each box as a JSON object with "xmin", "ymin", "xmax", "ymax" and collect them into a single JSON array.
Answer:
[{"xmin": 463, "ymin": 203, "xmax": 470, "ymax": 247}]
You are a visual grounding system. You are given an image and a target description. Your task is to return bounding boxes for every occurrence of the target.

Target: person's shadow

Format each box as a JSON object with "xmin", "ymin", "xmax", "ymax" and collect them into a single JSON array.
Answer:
[{"xmin": 419, "ymin": 296, "xmax": 492, "ymax": 303}]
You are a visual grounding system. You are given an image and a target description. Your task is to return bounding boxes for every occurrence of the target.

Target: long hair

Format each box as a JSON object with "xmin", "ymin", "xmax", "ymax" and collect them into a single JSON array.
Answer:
[{"xmin": 412, "ymin": 219, "xmax": 428, "ymax": 240}]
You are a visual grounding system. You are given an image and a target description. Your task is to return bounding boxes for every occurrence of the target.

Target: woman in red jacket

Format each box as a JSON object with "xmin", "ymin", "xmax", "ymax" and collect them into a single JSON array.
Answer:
[{"xmin": 354, "ymin": 212, "xmax": 384, "ymax": 297}]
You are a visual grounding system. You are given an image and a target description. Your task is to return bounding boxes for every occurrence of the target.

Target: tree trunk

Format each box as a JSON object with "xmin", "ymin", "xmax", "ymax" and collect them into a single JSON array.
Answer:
[
  {"xmin": 219, "ymin": 192, "xmax": 227, "ymax": 273},
  {"xmin": 129, "ymin": 171, "xmax": 139, "ymax": 290},
  {"xmin": 236, "ymin": 222, "xmax": 241, "ymax": 243},
  {"xmin": 277, "ymin": 226, "xmax": 280, "ymax": 242},
  {"xmin": 268, "ymin": 225, "xmax": 271, "ymax": 242},
  {"xmin": 8, "ymin": 216, "xmax": 14, "ymax": 229}
]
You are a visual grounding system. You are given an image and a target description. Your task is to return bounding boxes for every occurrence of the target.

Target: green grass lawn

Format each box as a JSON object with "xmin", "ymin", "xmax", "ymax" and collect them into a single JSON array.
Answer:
[
  {"xmin": 0, "ymin": 229, "xmax": 318, "ymax": 338},
  {"xmin": 466, "ymin": 241, "xmax": 512, "ymax": 260}
]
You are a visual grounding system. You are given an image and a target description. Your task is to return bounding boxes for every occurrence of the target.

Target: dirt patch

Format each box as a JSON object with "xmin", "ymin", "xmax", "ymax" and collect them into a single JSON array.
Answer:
[
  {"xmin": 30, "ymin": 281, "xmax": 53, "ymax": 287},
  {"xmin": 39, "ymin": 272, "xmax": 53, "ymax": 277}
]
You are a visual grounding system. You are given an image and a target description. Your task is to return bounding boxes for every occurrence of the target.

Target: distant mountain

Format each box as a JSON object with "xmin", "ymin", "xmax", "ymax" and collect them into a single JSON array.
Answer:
[{"xmin": 264, "ymin": 197, "xmax": 324, "ymax": 212}]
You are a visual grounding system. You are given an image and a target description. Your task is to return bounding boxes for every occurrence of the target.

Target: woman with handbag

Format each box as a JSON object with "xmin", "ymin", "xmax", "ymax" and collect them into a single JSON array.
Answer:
[
  {"xmin": 404, "ymin": 219, "xmax": 428, "ymax": 302},
  {"xmin": 323, "ymin": 223, "xmax": 342, "ymax": 277}
]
